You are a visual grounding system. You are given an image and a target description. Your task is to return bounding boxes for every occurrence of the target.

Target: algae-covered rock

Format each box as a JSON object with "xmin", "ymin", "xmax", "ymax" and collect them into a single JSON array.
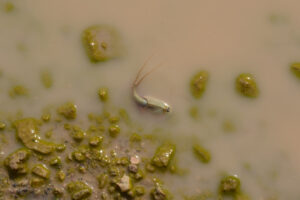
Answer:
[
  {"xmin": 30, "ymin": 177, "xmax": 45, "ymax": 187},
  {"xmin": 4, "ymin": 148, "xmax": 30, "ymax": 176},
  {"xmin": 67, "ymin": 181, "xmax": 92, "ymax": 200},
  {"xmin": 57, "ymin": 102, "xmax": 77, "ymax": 120},
  {"xmin": 108, "ymin": 124, "xmax": 120, "ymax": 138},
  {"xmin": 14, "ymin": 118, "xmax": 55, "ymax": 154},
  {"xmin": 219, "ymin": 175, "xmax": 241, "ymax": 194},
  {"xmin": 97, "ymin": 173, "xmax": 108, "ymax": 189},
  {"xmin": 89, "ymin": 136, "xmax": 103, "ymax": 147},
  {"xmin": 151, "ymin": 182, "xmax": 171, "ymax": 200},
  {"xmin": 32, "ymin": 164, "xmax": 50, "ymax": 179},
  {"xmin": 82, "ymin": 25, "xmax": 121, "ymax": 63},
  {"xmin": 152, "ymin": 143, "xmax": 176, "ymax": 168}
]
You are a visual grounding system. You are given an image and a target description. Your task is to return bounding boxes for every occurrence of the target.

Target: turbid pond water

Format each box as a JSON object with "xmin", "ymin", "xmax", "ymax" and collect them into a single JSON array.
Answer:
[{"xmin": 0, "ymin": 0, "xmax": 300, "ymax": 199}]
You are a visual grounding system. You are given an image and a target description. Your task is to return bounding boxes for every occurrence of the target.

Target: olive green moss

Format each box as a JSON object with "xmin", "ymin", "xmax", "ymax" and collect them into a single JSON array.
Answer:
[
  {"xmin": 49, "ymin": 156, "xmax": 62, "ymax": 167},
  {"xmin": 70, "ymin": 126, "xmax": 86, "ymax": 142},
  {"xmin": 31, "ymin": 164, "xmax": 50, "ymax": 179},
  {"xmin": 290, "ymin": 62, "xmax": 300, "ymax": 79},
  {"xmin": 109, "ymin": 116, "xmax": 120, "ymax": 124},
  {"xmin": 56, "ymin": 144, "xmax": 66, "ymax": 152},
  {"xmin": 4, "ymin": 148, "xmax": 30, "ymax": 176},
  {"xmin": 57, "ymin": 170, "xmax": 66, "ymax": 182},
  {"xmin": 219, "ymin": 175, "xmax": 241, "ymax": 195},
  {"xmin": 97, "ymin": 173, "xmax": 109, "ymax": 189},
  {"xmin": 14, "ymin": 118, "xmax": 56, "ymax": 154},
  {"xmin": 190, "ymin": 71, "xmax": 209, "ymax": 99},
  {"xmin": 57, "ymin": 102, "xmax": 77, "ymax": 120},
  {"xmin": 151, "ymin": 181, "xmax": 171, "ymax": 200},
  {"xmin": 98, "ymin": 87, "xmax": 109, "ymax": 102},
  {"xmin": 41, "ymin": 113, "xmax": 51, "ymax": 122},
  {"xmin": 72, "ymin": 151, "xmax": 86, "ymax": 162},
  {"xmin": 53, "ymin": 187, "xmax": 64, "ymax": 197},
  {"xmin": 82, "ymin": 25, "xmax": 121, "ymax": 62},
  {"xmin": 30, "ymin": 177, "xmax": 45, "ymax": 187},
  {"xmin": 89, "ymin": 135, "xmax": 103, "ymax": 147},
  {"xmin": 193, "ymin": 144, "xmax": 211, "ymax": 163},
  {"xmin": 67, "ymin": 181, "xmax": 92, "ymax": 200},
  {"xmin": 0, "ymin": 121, "xmax": 6, "ymax": 130},
  {"xmin": 152, "ymin": 143, "xmax": 176, "ymax": 168},
  {"xmin": 133, "ymin": 186, "xmax": 145, "ymax": 196},
  {"xmin": 9, "ymin": 85, "xmax": 28, "ymax": 98},
  {"xmin": 108, "ymin": 124, "xmax": 120, "ymax": 137},
  {"xmin": 235, "ymin": 73, "xmax": 259, "ymax": 98}
]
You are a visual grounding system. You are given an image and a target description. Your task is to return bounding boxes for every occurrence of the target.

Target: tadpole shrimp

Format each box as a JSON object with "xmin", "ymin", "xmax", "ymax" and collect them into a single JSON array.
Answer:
[{"xmin": 132, "ymin": 57, "xmax": 171, "ymax": 113}]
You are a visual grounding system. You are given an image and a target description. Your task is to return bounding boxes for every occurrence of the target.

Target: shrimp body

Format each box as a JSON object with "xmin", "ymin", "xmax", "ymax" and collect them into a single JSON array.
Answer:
[
  {"xmin": 132, "ymin": 87, "xmax": 171, "ymax": 112},
  {"xmin": 132, "ymin": 87, "xmax": 147, "ymax": 106},
  {"xmin": 132, "ymin": 58, "xmax": 171, "ymax": 113},
  {"xmin": 143, "ymin": 95, "xmax": 171, "ymax": 112}
]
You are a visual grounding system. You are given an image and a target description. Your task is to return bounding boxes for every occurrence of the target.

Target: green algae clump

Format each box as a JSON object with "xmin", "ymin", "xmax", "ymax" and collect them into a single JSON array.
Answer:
[
  {"xmin": 219, "ymin": 175, "xmax": 241, "ymax": 195},
  {"xmin": 290, "ymin": 62, "xmax": 300, "ymax": 79},
  {"xmin": 4, "ymin": 148, "xmax": 31, "ymax": 176},
  {"xmin": 151, "ymin": 181, "xmax": 171, "ymax": 200},
  {"xmin": 152, "ymin": 143, "xmax": 176, "ymax": 168},
  {"xmin": 98, "ymin": 87, "xmax": 109, "ymax": 102},
  {"xmin": 97, "ymin": 173, "xmax": 109, "ymax": 189},
  {"xmin": 89, "ymin": 135, "xmax": 103, "ymax": 147},
  {"xmin": 70, "ymin": 126, "xmax": 86, "ymax": 142},
  {"xmin": 49, "ymin": 156, "xmax": 62, "ymax": 167},
  {"xmin": 193, "ymin": 144, "xmax": 211, "ymax": 163},
  {"xmin": 82, "ymin": 25, "xmax": 121, "ymax": 63},
  {"xmin": 9, "ymin": 85, "xmax": 28, "ymax": 98},
  {"xmin": 0, "ymin": 121, "xmax": 6, "ymax": 130},
  {"xmin": 30, "ymin": 177, "xmax": 45, "ymax": 187},
  {"xmin": 57, "ymin": 102, "xmax": 77, "ymax": 120},
  {"xmin": 57, "ymin": 170, "xmax": 66, "ymax": 182},
  {"xmin": 235, "ymin": 73, "xmax": 259, "ymax": 98},
  {"xmin": 190, "ymin": 70, "xmax": 209, "ymax": 99},
  {"xmin": 32, "ymin": 164, "xmax": 50, "ymax": 179},
  {"xmin": 14, "ymin": 118, "xmax": 55, "ymax": 154},
  {"xmin": 67, "ymin": 181, "xmax": 92, "ymax": 200},
  {"xmin": 108, "ymin": 124, "xmax": 120, "ymax": 137}
]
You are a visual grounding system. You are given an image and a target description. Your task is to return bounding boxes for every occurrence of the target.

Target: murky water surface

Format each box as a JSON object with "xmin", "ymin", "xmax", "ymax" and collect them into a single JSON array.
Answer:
[{"xmin": 0, "ymin": 0, "xmax": 300, "ymax": 199}]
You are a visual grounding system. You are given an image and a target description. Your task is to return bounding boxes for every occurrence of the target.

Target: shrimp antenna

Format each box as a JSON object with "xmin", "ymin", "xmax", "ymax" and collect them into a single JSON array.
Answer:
[
  {"xmin": 134, "ymin": 63, "xmax": 163, "ymax": 87},
  {"xmin": 133, "ymin": 54, "xmax": 154, "ymax": 86}
]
